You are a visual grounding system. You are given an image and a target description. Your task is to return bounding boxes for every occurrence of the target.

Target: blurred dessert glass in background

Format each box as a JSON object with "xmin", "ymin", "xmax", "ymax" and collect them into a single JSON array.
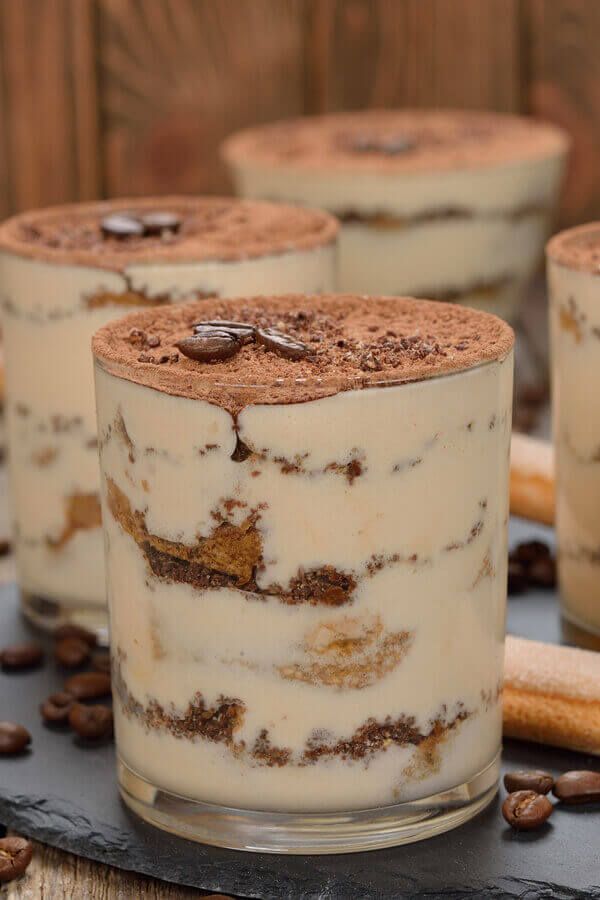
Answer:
[
  {"xmin": 224, "ymin": 110, "xmax": 568, "ymax": 321},
  {"xmin": 0, "ymin": 198, "xmax": 337, "ymax": 639}
]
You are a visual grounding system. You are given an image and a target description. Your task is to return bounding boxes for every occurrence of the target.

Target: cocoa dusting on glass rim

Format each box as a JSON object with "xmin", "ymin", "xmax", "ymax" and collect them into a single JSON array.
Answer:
[{"xmin": 92, "ymin": 294, "xmax": 514, "ymax": 415}]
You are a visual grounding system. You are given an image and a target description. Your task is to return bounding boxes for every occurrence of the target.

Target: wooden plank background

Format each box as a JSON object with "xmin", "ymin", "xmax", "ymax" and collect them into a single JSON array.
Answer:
[{"xmin": 0, "ymin": 0, "xmax": 597, "ymax": 224}]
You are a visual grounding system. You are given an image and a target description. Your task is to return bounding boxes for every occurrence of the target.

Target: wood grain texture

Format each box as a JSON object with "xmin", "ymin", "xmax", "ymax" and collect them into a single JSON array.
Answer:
[
  {"xmin": 306, "ymin": 0, "xmax": 521, "ymax": 113},
  {"xmin": 99, "ymin": 0, "xmax": 306, "ymax": 197},
  {"xmin": 4, "ymin": 835, "xmax": 231, "ymax": 899},
  {"xmin": 0, "ymin": 0, "xmax": 101, "ymax": 212},
  {"xmin": 524, "ymin": 0, "xmax": 600, "ymax": 225}
]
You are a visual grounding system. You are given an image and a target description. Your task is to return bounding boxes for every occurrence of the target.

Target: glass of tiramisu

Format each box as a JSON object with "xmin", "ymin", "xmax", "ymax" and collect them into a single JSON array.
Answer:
[
  {"xmin": 0, "ymin": 198, "xmax": 337, "ymax": 639},
  {"xmin": 93, "ymin": 293, "xmax": 513, "ymax": 852},
  {"xmin": 548, "ymin": 224, "xmax": 600, "ymax": 641},
  {"xmin": 223, "ymin": 110, "xmax": 568, "ymax": 321}
]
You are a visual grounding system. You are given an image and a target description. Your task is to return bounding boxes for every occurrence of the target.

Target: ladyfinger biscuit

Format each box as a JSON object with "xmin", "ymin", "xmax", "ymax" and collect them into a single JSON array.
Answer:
[
  {"xmin": 504, "ymin": 635, "xmax": 600, "ymax": 755},
  {"xmin": 510, "ymin": 433, "xmax": 555, "ymax": 526}
]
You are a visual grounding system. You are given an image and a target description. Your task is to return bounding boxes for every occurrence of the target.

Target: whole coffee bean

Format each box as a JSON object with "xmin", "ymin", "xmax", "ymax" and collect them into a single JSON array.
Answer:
[
  {"xmin": 40, "ymin": 691, "xmax": 74, "ymax": 725},
  {"xmin": 0, "ymin": 641, "xmax": 44, "ymax": 671},
  {"xmin": 176, "ymin": 331, "xmax": 241, "ymax": 363},
  {"xmin": 0, "ymin": 722, "xmax": 31, "ymax": 755},
  {"xmin": 511, "ymin": 540, "xmax": 551, "ymax": 564},
  {"xmin": 529, "ymin": 555, "xmax": 557, "ymax": 589},
  {"xmin": 100, "ymin": 213, "xmax": 143, "ymax": 239},
  {"xmin": 504, "ymin": 770, "xmax": 554, "ymax": 795},
  {"xmin": 55, "ymin": 637, "xmax": 91, "ymax": 669},
  {"xmin": 64, "ymin": 671, "xmax": 111, "ymax": 701},
  {"xmin": 0, "ymin": 835, "xmax": 33, "ymax": 883},
  {"xmin": 91, "ymin": 651, "xmax": 111, "ymax": 675},
  {"xmin": 553, "ymin": 770, "xmax": 600, "ymax": 804},
  {"xmin": 502, "ymin": 790, "xmax": 553, "ymax": 830},
  {"xmin": 140, "ymin": 211, "xmax": 181, "ymax": 236},
  {"xmin": 53, "ymin": 623, "xmax": 97, "ymax": 647},
  {"xmin": 256, "ymin": 327, "xmax": 310, "ymax": 360},
  {"xmin": 68, "ymin": 703, "xmax": 113, "ymax": 740},
  {"xmin": 194, "ymin": 320, "xmax": 256, "ymax": 344}
]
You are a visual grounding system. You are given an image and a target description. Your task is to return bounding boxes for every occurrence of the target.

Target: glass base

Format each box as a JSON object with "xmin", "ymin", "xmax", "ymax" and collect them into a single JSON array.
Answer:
[
  {"xmin": 561, "ymin": 611, "xmax": 600, "ymax": 651},
  {"xmin": 118, "ymin": 753, "xmax": 500, "ymax": 854},
  {"xmin": 21, "ymin": 592, "xmax": 109, "ymax": 646}
]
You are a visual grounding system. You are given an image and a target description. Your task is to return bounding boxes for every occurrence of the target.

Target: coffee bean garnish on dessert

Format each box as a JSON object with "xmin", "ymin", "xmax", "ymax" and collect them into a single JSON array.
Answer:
[
  {"xmin": 177, "ymin": 320, "xmax": 310, "ymax": 364},
  {"xmin": 64, "ymin": 671, "xmax": 111, "ymax": 701},
  {"xmin": 0, "ymin": 722, "xmax": 31, "ymax": 755},
  {"xmin": 553, "ymin": 770, "xmax": 600, "ymax": 805},
  {"xmin": 502, "ymin": 790, "xmax": 553, "ymax": 831},
  {"xmin": 40, "ymin": 691, "xmax": 75, "ymax": 725},
  {"xmin": 69, "ymin": 703, "xmax": 113, "ymax": 741},
  {"xmin": 0, "ymin": 836, "xmax": 33, "ymax": 883},
  {"xmin": 504, "ymin": 770, "xmax": 554, "ymax": 795},
  {"xmin": 101, "ymin": 210, "xmax": 181, "ymax": 240},
  {"xmin": 0, "ymin": 641, "xmax": 44, "ymax": 671}
]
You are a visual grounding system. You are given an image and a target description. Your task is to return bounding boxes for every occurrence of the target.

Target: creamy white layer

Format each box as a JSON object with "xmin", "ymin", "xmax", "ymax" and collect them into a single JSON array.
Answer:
[
  {"xmin": 549, "ymin": 261, "xmax": 600, "ymax": 634},
  {"xmin": 0, "ymin": 244, "xmax": 336, "ymax": 612},
  {"xmin": 95, "ymin": 352, "xmax": 513, "ymax": 812},
  {"xmin": 229, "ymin": 156, "xmax": 565, "ymax": 319}
]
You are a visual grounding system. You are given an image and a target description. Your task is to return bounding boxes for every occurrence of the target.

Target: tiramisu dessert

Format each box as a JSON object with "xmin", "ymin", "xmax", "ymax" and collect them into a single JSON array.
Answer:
[
  {"xmin": 547, "ymin": 223, "xmax": 600, "ymax": 638},
  {"xmin": 0, "ymin": 198, "xmax": 337, "ymax": 636},
  {"xmin": 223, "ymin": 110, "xmax": 568, "ymax": 321},
  {"xmin": 93, "ymin": 293, "xmax": 513, "ymax": 851}
]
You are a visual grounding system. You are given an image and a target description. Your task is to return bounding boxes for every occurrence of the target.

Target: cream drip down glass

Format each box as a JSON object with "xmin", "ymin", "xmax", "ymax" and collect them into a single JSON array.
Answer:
[
  {"xmin": 547, "ymin": 224, "xmax": 600, "ymax": 640},
  {"xmin": 223, "ymin": 110, "xmax": 568, "ymax": 321},
  {"xmin": 93, "ymin": 293, "xmax": 514, "ymax": 852},
  {"xmin": 0, "ymin": 198, "xmax": 337, "ymax": 638}
]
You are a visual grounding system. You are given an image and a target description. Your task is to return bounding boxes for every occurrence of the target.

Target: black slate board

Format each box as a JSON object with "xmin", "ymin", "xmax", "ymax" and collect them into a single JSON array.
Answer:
[{"xmin": 1, "ymin": 518, "xmax": 599, "ymax": 899}]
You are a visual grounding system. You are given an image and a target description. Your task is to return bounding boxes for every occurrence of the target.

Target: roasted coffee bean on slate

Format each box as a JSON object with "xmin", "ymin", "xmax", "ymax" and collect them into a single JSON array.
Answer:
[
  {"xmin": 40, "ymin": 692, "xmax": 74, "ymax": 725},
  {"xmin": 53, "ymin": 623, "xmax": 97, "ymax": 647},
  {"xmin": 256, "ymin": 327, "xmax": 310, "ymax": 360},
  {"xmin": 502, "ymin": 790, "xmax": 553, "ymax": 830},
  {"xmin": 176, "ymin": 331, "xmax": 240, "ymax": 362},
  {"xmin": 140, "ymin": 211, "xmax": 181, "ymax": 236},
  {"xmin": 100, "ymin": 213, "xmax": 143, "ymax": 239},
  {"xmin": 69, "ymin": 703, "xmax": 113, "ymax": 740},
  {"xmin": 0, "ymin": 836, "xmax": 33, "ymax": 883},
  {"xmin": 529, "ymin": 555, "xmax": 556, "ymax": 589},
  {"xmin": 0, "ymin": 722, "xmax": 31, "ymax": 755},
  {"xmin": 553, "ymin": 770, "xmax": 600, "ymax": 804},
  {"xmin": 64, "ymin": 671, "xmax": 111, "ymax": 701},
  {"xmin": 91, "ymin": 651, "xmax": 111, "ymax": 675},
  {"xmin": 0, "ymin": 642, "xmax": 44, "ymax": 671},
  {"xmin": 55, "ymin": 637, "xmax": 91, "ymax": 669},
  {"xmin": 504, "ymin": 770, "xmax": 554, "ymax": 795},
  {"xmin": 512, "ymin": 540, "xmax": 550, "ymax": 564}
]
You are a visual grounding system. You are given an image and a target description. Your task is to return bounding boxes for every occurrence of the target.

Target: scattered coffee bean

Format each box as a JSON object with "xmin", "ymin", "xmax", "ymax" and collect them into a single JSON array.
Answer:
[
  {"xmin": 508, "ymin": 540, "xmax": 556, "ymax": 594},
  {"xmin": 68, "ymin": 703, "xmax": 113, "ymax": 740},
  {"xmin": 0, "ymin": 642, "xmax": 44, "ymax": 671},
  {"xmin": 256, "ymin": 327, "xmax": 310, "ymax": 360},
  {"xmin": 176, "ymin": 331, "xmax": 240, "ymax": 363},
  {"xmin": 53, "ymin": 624, "xmax": 97, "ymax": 648},
  {"xmin": 140, "ymin": 211, "xmax": 181, "ymax": 236},
  {"xmin": 504, "ymin": 770, "xmax": 554, "ymax": 795},
  {"xmin": 64, "ymin": 671, "xmax": 111, "ymax": 701},
  {"xmin": 502, "ymin": 790, "xmax": 553, "ymax": 831},
  {"xmin": 100, "ymin": 213, "xmax": 143, "ymax": 239},
  {"xmin": 55, "ymin": 637, "xmax": 91, "ymax": 669},
  {"xmin": 0, "ymin": 835, "xmax": 33, "ymax": 883},
  {"xmin": 91, "ymin": 651, "xmax": 111, "ymax": 675},
  {"xmin": 553, "ymin": 770, "xmax": 600, "ymax": 805},
  {"xmin": 0, "ymin": 539, "xmax": 12, "ymax": 557},
  {"xmin": 0, "ymin": 722, "xmax": 31, "ymax": 755},
  {"xmin": 40, "ymin": 691, "xmax": 74, "ymax": 725},
  {"xmin": 194, "ymin": 320, "xmax": 256, "ymax": 344}
]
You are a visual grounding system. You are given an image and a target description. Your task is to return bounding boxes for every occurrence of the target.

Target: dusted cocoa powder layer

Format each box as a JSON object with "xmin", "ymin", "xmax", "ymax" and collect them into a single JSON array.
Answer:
[
  {"xmin": 113, "ymin": 648, "xmax": 472, "ymax": 768},
  {"xmin": 93, "ymin": 294, "xmax": 514, "ymax": 412},
  {"xmin": 547, "ymin": 222, "xmax": 600, "ymax": 274},
  {"xmin": 0, "ymin": 196, "xmax": 338, "ymax": 271},
  {"xmin": 223, "ymin": 110, "xmax": 568, "ymax": 175}
]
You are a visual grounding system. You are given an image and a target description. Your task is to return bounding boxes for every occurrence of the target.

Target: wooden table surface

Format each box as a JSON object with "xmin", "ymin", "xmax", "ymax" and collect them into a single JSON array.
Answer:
[{"xmin": 0, "ymin": 292, "xmax": 550, "ymax": 897}]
